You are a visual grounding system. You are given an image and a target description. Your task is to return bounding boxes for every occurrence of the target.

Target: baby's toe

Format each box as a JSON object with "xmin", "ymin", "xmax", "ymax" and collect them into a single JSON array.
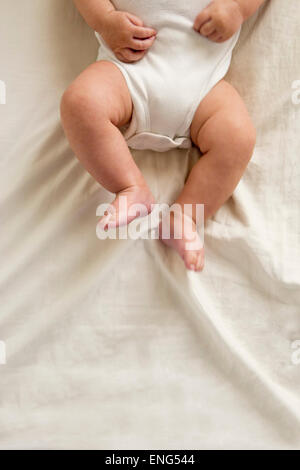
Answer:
[
  {"xmin": 184, "ymin": 250, "xmax": 204, "ymax": 272},
  {"xmin": 184, "ymin": 251, "xmax": 199, "ymax": 271},
  {"xmin": 196, "ymin": 250, "xmax": 205, "ymax": 272}
]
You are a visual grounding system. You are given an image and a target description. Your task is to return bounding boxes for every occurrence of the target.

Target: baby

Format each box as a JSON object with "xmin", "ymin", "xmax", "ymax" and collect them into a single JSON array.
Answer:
[{"xmin": 61, "ymin": 0, "xmax": 264, "ymax": 271}]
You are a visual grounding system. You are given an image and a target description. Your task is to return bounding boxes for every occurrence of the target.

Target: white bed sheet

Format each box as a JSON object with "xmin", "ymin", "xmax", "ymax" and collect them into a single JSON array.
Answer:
[{"xmin": 0, "ymin": 0, "xmax": 299, "ymax": 449}]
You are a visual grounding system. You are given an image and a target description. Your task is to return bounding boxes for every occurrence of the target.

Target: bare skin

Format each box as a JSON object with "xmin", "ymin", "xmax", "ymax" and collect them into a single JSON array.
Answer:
[{"xmin": 61, "ymin": 0, "xmax": 264, "ymax": 271}]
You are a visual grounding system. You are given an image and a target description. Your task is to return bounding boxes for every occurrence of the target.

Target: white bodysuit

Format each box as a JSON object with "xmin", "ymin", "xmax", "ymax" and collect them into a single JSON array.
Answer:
[{"xmin": 95, "ymin": 0, "xmax": 240, "ymax": 152}]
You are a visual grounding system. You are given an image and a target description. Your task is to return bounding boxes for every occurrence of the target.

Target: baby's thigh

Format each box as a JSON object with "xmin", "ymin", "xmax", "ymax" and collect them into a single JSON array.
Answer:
[
  {"xmin": 61, "ymin": 61, "xmax": 133, "ymax": 128},
  {"xmin": 190, "ymin": 80, "xmax": 256, "ymax": 153}
]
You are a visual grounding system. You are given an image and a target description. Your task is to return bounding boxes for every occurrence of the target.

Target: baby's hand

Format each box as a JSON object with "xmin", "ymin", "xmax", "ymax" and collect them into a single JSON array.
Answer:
[
  {"xmin": 193, "ymin": 0, "xmax": 244, "ymax": 43},
  {"xmin": 99, "ymin": 10, "xmax": 157, "ymax": 63}
]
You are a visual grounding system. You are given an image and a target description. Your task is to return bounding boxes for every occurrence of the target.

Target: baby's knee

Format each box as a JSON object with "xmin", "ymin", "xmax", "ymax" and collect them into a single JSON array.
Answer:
[
  {"xmin": 61, "ymin": 83, "xmax": 81, "ymax": 118},
  {"xmin": 198, "ymin": 110, "xmax": 256, "ymax": 171},
  {"xmin": 60, "ymin": 81, "xmax": 108, "ymax": 125},
  {"xmin": 224, "ymin": 113, "xmax": 256, "ymax": 160}
]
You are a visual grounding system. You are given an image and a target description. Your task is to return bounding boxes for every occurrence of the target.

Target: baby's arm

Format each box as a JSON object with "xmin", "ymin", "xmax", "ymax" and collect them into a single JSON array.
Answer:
[
  {"xmin": 194, "ymin": 0, "xmax": 266, "ymax": 43},
  {"xmin": 73, "ymin": 0, "xmax": 115, "ymax": 32},
  {"xmin": 73, "ymin": 0, "xmax": 157, "ymax": 63},
  {"xmin": 234, "ymin": 0, "xmax": 266, "ymax": 21}
]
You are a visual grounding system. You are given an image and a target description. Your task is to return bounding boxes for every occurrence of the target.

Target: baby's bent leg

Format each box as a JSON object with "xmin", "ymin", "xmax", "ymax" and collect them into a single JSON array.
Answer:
[
  {"xmin": 162, "ymin": 80, "xmax": 256, "ymax": 271},
  {"xmin": 187, "ymin": 80, "xmax": 256, "ymax": 221},
  {"xmin": 60, "ymin": 61, "xmax": 154, "ymax": 229}
]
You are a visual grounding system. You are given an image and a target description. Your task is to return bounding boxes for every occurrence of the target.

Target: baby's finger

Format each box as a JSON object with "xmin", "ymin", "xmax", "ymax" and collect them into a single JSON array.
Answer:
[
  {"xmin": 132, "ymin": 25, "xmax": 157, "ymax": 39},
  {"xmin": 193, "ymin": 9, "xmax": 211, "ymax": 31},
  {"xmin": 208, "ymin": 31, "xmax": 222, "ymax": 42},
  {"xmin": 199, "ymin": 20, "xmax": 215, "ymax": 37},
  {"xmin": 125, "ymin": 12, "xmax": 144, "ymax": 27},
  {"xmin": 130, "ymin": 35, "xmax": 156, "ymax": 50}
]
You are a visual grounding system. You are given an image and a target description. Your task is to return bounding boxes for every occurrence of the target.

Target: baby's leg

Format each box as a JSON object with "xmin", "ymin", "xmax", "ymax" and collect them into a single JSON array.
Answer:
[
  {"xmin": 60, "ymin": 61, "xmax": 155, "ymax": 229},
  {"xmin": 161, "ymin": 80, "xmax": 256, "ymax": 271}
]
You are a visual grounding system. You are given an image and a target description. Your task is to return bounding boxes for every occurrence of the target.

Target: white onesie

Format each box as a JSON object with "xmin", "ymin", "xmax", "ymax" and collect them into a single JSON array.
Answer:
[{"xmin": 95, "ymin": 0, "xmax": 240, "ymax": 152}]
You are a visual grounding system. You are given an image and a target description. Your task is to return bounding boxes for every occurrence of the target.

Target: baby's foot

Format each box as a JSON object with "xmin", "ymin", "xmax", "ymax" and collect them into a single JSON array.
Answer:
[
  {"xmin": 97, "ymin": 184, "xmax": 155, "ymax": 231},
  {"xmin": 159, "ymin": 208, "xmax": 204, "ymax": 272}
]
